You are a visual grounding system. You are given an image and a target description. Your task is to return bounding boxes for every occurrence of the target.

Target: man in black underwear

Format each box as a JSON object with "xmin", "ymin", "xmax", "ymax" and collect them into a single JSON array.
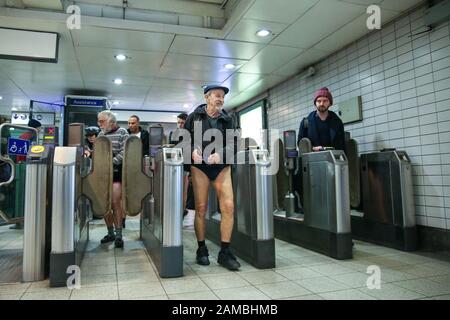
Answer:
[{"xmin": 184, "ymin": 84, "xmax": 240, "ymax": 271}]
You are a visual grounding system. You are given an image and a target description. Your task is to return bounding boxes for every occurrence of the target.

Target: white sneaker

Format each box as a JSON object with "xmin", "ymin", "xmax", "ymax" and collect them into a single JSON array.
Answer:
[{"xmin": 183, "ymin": 210, "xmax": 195, "ymax": 229}]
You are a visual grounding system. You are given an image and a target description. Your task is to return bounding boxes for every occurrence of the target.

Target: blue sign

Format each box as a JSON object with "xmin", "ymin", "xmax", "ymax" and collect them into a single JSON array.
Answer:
[
  {"xmin": 66, "ymin": 97, "xmax": 105, "ymax": 107},
  {"xmin": 7, "ymin": 138, "xmax": 30, "ymax": 156}
]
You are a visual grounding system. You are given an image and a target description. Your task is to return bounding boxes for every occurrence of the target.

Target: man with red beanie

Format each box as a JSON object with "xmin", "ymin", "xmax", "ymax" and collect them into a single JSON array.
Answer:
[{"xmin": 297, "ymin": 87, "xmax": 346, "ymax": 153}]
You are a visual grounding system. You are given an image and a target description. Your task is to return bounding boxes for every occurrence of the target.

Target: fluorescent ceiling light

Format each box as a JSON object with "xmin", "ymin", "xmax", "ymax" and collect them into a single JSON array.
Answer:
[
  {"xmin": 113, "ymin": 78, "xmax": 123, "ymax": 85},
  {"xmin": 256, "ymin": 29, "xmax": 271, "ymax": 37},
  {"xmin": 224, "ymin": 63, "xmax": 235, "ymax": 69},
  {"xmin": 115, "ymin": 54, "xmax": 127, "ymax": 61},
  {"xmin": 112, "ymin": 101, "xmax": 119, "ymax": 105}
]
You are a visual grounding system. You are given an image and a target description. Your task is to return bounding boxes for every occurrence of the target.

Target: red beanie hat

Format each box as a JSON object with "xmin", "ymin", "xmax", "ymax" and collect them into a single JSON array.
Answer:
[{"xmin": 313, "ymin": 87, "xmax": 333, "ymax": 105}]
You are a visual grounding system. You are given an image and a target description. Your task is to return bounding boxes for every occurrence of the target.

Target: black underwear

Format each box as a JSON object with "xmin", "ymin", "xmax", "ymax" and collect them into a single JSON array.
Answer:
[{"xmin": 192, "ymin": 164, "xmax": 228, "ymax": 181}]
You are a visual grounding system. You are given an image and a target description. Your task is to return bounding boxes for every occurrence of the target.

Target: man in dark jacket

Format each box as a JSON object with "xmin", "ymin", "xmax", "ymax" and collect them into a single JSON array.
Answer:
[
  {"xmin": 127, "ymin": 115, "xmax": 150, "ymax": 156},
  {"xmin": 184, "ymin": 84, "xmax": 241, "ymax": 271},
  {"xmin": 297, "ymin": 87, "xmax": 346, "ymax": 154}
]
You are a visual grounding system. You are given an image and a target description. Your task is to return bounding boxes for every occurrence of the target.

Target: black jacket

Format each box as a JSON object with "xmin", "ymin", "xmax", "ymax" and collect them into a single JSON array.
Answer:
[
  {"xmin": 184, "ymin": 104, "xmax": 238, "ymax": 165},
  {"xmin": 297, "ymin": 110, "xmax": 346, "ymax": 154},
  {"xmin": 127, "ymin": 126, "xmax": 150, "ymax": 156}
]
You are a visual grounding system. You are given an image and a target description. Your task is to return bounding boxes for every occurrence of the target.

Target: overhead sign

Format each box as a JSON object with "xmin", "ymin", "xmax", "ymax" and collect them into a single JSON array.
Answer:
[
  {"xmin": 66, "ymin": 97, "xmax": 106, "ymax": 107},
  {"xmin": 7, "ymin": 138, "xmax": 30, "ymax": 156},
  {"xmin": 11, "ymin": 112, "xmax": 55, "ymax": 126}
]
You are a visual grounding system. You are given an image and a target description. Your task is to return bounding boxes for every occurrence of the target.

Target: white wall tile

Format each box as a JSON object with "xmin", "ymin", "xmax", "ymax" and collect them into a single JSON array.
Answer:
[{"xmin": 427, "ymin": 217, "xmax": 446, "ymax": 229}]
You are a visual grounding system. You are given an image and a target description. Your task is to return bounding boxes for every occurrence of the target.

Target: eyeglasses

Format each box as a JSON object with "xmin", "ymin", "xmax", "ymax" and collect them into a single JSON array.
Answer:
[{"xmin": 97, "ymin": 119, "xmax": 106, "ymax": 124}]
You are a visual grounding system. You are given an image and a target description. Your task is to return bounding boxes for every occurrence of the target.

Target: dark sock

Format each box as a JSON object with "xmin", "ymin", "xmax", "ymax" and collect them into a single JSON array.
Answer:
[
  {"xmin": 198, "ymin": 240, "xmax": 206, "ymax": 248},
  {"xmin": 115, "ymin": 227, "xmax": 122, "ymax": 239},
  {"xmin": 107, "ymin": 226, "xmax": 115, "ymax": 237},
  {"xmin": 221, "ymin": 242, "xmax": 230, "ymax": 251}
]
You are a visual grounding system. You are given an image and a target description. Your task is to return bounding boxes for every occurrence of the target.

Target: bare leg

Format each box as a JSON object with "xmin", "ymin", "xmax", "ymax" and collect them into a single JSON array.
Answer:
[
  {"xmin": 112, "ymin": 182, "xmax": 124, "ymax": 233},
  {"xmin": 211, "ymin": 167, "xmax": 234, "ymax": 242},
  {"xmin": 190, "ymin": 166, "xmax": 210, "ymax": 242}
]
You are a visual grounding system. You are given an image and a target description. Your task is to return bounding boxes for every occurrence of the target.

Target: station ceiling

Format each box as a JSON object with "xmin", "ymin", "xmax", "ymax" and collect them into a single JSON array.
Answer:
[{"xmin": 0, "ymin": 0, "xmax": 424, "ymax": 114}]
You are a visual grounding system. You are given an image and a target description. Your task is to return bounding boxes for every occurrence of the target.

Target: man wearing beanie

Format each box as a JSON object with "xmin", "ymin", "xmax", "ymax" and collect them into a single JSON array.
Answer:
[{"xmin": 297, "ymin": 87, "xmax": 346, "ymax": 153}]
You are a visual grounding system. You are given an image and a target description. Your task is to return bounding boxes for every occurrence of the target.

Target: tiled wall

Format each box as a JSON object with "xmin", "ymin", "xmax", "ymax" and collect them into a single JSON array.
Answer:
[{"xmin": 267, "ymin": 5, "xmax": 450, "ymax": 230}]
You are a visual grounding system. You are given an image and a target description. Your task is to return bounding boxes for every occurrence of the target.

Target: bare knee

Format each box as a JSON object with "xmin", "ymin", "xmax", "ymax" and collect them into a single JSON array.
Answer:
[
  {"xmin": 220, "ymin": 199, "xmax": 234, "ymax": 214},
  {"xmin": 195, "ymin": 203, "xmax": 208, "ymax": 217}
]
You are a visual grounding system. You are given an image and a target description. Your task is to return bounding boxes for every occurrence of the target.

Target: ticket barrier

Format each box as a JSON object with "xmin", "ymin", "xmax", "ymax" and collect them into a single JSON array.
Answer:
[
  {"xmin": 273, "ymin": 131, "xmax": 352, "ymax": 259},
  {"xmin": 22, "ymin": 145, "xmax": 55, "ymax": 282},
  {"xmin": 205, "ymin": 148, "xmax": 275, "ymax": 268},
  {"xmin": 49, "ymin": 124, "xmax": 112, "ymax": 287},
  {"xmin": 139, "ymin": 126, "xmax": 184, "ymax": 277},
  {"xmin": 351, "ymin": 149, "xmax": 417, "ymax": 251}
]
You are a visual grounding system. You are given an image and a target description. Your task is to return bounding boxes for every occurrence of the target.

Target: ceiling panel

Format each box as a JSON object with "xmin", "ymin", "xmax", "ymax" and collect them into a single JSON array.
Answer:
[
  {"xmin": 272, "ymin": 47, "xmax": 331, "ymax": 76},
  {"xmin": 244, "ymin": 74, "xmax": 286, "ymax": 94},
  {"xmin": 221, "ymin": 72, "xmax": 262, "ymax": 94},
  {"xmin": 314, "ymin": 14, "xmax": 369, "ymax": 52},
  {"xmin": 244, "ymin": 0, "xmax": 320, "ymax": 24},
  {"xmin": 0, "ymin": 79, "xmax": 26, "ymax": 95},
  {"xmin": 271, "ymin": 0, "xmax": 367, "ymax": 48},
  {"xmin": 340, "ymin": 0, "xmax": 383, "ymax": 5},
  {"xmin": 170, "ymin": 35, "xmax": 264, "ymax": 60},
  {"xmin": 148, "ymin": 78, "xmax": 217, "ymax": 90},
  {"xmin": 4, "ymin": 70, "xmax": 83, "ymax": 87},
  {"xmin": 76, "ymin": 46, "xmax": 165, "ymax": 78},
  {"xmin": 80, "ymin": 72, "xmax": 154, "ymax": 87},
  {"xmin": 72, "ymin": 26, "xmax": 175, "ymax": 52},
  {"xmin": 162, "ymin": 53, "xmax": 247, "ymax": 72},
  {"xmin": 225, "ymin": 19, "xmax": 288, "ymax": 43},
  {"xmin": 379, "ymin": 0, "xmax": 423, "ymax": 11},
  {"xmin": 156, "ymin": 67, "xmax": 234, "ymax": 83},
  {"xmin": 84, "ymin": 82, "xmax": 150, "ymax": 100},
  {"xmin": 141, "ymin": 101, "xmax": 193, "ymax": 111},
  {"xmin": 239, "ymin": 45, "xmax": 304, "ymax": 74}
]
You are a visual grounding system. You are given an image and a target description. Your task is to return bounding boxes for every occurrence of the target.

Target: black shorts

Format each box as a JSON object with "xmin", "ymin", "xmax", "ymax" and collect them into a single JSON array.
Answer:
[{"xmin": 113, "ymin": 165, "xmax": 122, "ymax": 183}]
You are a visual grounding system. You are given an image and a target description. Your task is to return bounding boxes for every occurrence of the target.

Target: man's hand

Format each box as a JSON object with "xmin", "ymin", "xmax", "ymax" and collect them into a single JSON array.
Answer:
[
  {"xmin": 83, "ymin": 149, "xmax": 91, "ymax": 158},
  {"xmin": 207, "ymin": 153, "xmax": 221, "ymax": 164},
  {"xmin": 312, "ymin": 146, "xmax": 323, "ymax": 152},
  {"xmin": 192, "ymin": 149, "xmax": 203, "ymax": 164}
]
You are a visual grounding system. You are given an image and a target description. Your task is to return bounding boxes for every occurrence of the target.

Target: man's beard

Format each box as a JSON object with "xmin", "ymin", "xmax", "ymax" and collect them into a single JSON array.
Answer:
[{"xmin": 317, "ymin": 106, "xmax": 328, "ymax": 113}]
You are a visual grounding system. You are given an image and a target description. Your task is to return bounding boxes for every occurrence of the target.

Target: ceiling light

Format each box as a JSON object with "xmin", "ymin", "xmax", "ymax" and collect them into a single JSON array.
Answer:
[
  {"xmin": 256, "ymin": 29, "xmax": 271, "ymax": 37},
  {"xmin": 12, "ymin": 107, "xmax": 17, "ymax": 111},
  {"xmin": 113, "ymin": 78, "xmax": 123, "ymax": 85},
  {"xmin": 112, "ymin": 101, "xmax": 119, "ymax": 105},
  {"xmin": 224, "ymin": 63, "xmax": 235, "ymax": 70},
  {"xmin": 183, "ymin": 104, "xmax": 190, "ymax": 108},
  {"xmin": 115, "ymin": 54, "xmax": 127, "ymax": 61},
  {"xmin": 0, "ymin": 96, "xmax": 3, "ymax": 100}
]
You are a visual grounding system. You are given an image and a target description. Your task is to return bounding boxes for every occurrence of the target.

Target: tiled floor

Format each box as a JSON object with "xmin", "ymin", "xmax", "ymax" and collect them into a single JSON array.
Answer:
[{"xmin": 1, "ymin": 216, "xmax": 450, "ymax": 300}]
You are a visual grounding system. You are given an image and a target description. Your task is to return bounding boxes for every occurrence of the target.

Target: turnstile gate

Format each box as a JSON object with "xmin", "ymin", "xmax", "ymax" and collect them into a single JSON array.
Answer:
[
  {"xmin": 22, "ymin": 145, "xmax": 54, "ymax": 282},
  {"xmin": 352, "ymin": 149, "xmax": 417, "ymax": 251},
  {"xmin": 206, "ymin": 149, "xmax": 275, "ymax": 268},
  {"xmin": 141, "ymin": 147, "xmax": 184, "ymax": 277},
  {"xmin": 274, "ymin": 135, "xmax": 352, "ymax": 259}
]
